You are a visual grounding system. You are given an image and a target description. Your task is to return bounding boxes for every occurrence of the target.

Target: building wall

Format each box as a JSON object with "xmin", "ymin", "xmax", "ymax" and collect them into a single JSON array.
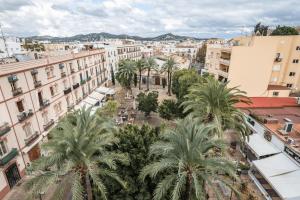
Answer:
[{"xmin": 0, "ymin": 49, "xmax": 108, "ymax": 197}]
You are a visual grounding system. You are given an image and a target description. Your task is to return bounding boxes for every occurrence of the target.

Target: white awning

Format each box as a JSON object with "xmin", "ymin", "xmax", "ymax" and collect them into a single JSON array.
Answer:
[
  {"xmin": 74, "ymin": 101, "xmax": 93, "ymax": 110},
  {"xmin": 83, "ymin": 97, "xmax": 99, "ymax": 106},
  {"xmin": 89, "ymin": 91, "xmax": 105, "ymax": 101},
  {"xmin": 246, "ymin": 134, "xmax": 281, "ymax": 158},
  {"xmin": 107, "ymin": 89, "xmax": 115, "ymax": 95},
  {"xmin": 96, "ymin": 87, "xmax": 111, "ymax": 94},
  {"xmin": 253, "ymin": 153, "xmax": 300, "ymax": 200}
]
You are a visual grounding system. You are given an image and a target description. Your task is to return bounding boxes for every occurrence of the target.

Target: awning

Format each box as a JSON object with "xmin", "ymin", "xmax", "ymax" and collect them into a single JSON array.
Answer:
[
  {"xmin": 22, "ymin": 135, "xmax": 43, "ymax": 154},
  {"xmin": 253, "ymin": 153, "xmax": 300, "ymax": 200},
  {"xmin": 89, "ymin": 91, "xmax": 105, "ymax": 101},
  {"xmin": 107, "ymin": 89, "xmax": 115, "ymax": 95},
  {"xmin": 74, "ymin": 101, "xmax": 93, "ymax": 110},
  {"xmin": 83, "ymin": 97, "xmax": 99, "ymax": 106},
  {"xmin": 96, "ymin": 87, "xmax": 111, "ymax": 94},
  {"xmin": 246, "ymin": 134, "xmax": 281, "ymax": 158}
]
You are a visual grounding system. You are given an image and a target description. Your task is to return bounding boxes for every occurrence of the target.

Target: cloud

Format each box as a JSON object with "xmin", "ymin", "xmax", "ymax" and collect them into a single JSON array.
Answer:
[{"xmin": 0, "ymin": 0, "xmax": 299, "ymax": 38}]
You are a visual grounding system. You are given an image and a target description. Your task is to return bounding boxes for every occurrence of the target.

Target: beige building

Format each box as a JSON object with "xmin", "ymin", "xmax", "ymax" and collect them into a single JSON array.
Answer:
[
  {"xmin": 0, "ymin": 49, "xmax": 108, "ymax": 198},
  {"xmin": 117, "ymin": 44, "xmax": 142, "ymax": 61},
  {"xmin": 205, "ymin": 36, "xmax": 300, "ymax": 97}
]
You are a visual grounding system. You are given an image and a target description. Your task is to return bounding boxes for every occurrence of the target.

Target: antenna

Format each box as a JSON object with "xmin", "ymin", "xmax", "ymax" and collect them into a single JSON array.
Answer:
[{"xmin": 0, "ymin": 23, "xmax": 9, "ymax": 57}]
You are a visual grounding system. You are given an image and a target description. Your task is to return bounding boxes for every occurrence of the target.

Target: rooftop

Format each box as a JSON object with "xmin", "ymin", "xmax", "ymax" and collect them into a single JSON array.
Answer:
[
  {"xmin": 267, "ymin": 84, "xmax": 290, "ymax": 90},
  {"xmin": 235, "ymin": 97, "xmax": 298, "ymax": 108}
]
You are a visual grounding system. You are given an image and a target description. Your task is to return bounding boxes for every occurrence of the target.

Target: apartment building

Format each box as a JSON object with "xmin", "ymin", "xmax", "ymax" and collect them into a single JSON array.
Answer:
[
  {"xmin": 205, "ymin": 36, "xmax": 300, "ymax": 97},
  {"xmin": 0, "ymin": 37, "xmax": 22, "ymax": 59},
  {"xmin": 117, "ymin": 44, "xmax": 142, "ymax": 61},
  {"xmin": 0, "ymin": 49, "xmax": 108, "ymax": 198}
]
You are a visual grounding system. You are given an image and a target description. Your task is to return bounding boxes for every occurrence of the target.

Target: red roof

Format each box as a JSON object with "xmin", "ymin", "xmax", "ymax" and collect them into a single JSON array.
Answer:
[{"xmin": 235, "ymin": 97, "xmax": 298, "ymax": 108}]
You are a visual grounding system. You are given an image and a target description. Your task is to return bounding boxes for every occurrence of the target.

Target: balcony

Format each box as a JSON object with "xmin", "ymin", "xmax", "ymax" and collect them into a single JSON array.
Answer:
[
  {"xmin": 219, "ymin": 58, "xmax": 230, "ymax": 66},
  {"xmin": 85, "ymin": 64, "xmax": 88, "ymax": 68},
  {"xmin": 218, "ymin": 70, "xmax": 229, "ymax": 78},
  {"xmin": 0, "ymin": 122, "xmax": 11, "ymax": 137},
  {"xmin": 275, "ymin": 57, "xmax": 282, "ymax": 62},
  {"xmin": 43, "ymin": 119, "xmax": 54, "ymax": 131},
  {"xmin": 12, "ymin": 87, "xmax": 23, "ymax": 96},
  {"xmin": 24, "ymin": 131, "xmax": 39, "ymax": 146},
  {"xmin": 0, "ymin": 148, "xmax": 18, "ymax": 166},
  {"xmin": 63, "ymin": 87, "xmax": 72, "ymax": 95},
  {"xmin": 34, "ymin": 80, "xmax": 42, "ymax": 88},
  {"xmin": 70, "ymin": 69, "xmax": 75, "ymax": 74},
  {"xmin": 61, "ymin": 71, "xmax": 66, "ymax": 78},
  {"xmin": 80, "ymin": 80, "xmax": 86, "ymax": 85},
  {"xmin": 31, "ymin": 69, "xmax": 38, "ymax": 75},
  {"xmin": 17, "ymin": 109, "xmax": 33, "ymax": 122},
  {"xmin": 8, "ymin": 75, "xmax": 18, "ymax": 83},
  {"xmin": 73, "ymin": 83, "xmax": 79, "ymax": 89},
  {"xmin": 39, "ymin": 99, "xmax": 50, "ymax": 111},
  {"xmin": 87, "ymin": 76, "xmax": 91, "ymax": 82},
  {"xmin": 67, "ymin": 103, "xmax": 74, "ymax": 111}
]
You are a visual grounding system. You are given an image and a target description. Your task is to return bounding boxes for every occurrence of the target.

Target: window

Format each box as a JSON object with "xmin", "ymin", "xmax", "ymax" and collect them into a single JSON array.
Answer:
[
  {"xmin": 46, "ymin": 66, "xmax": 54, "ymax": 78},
  {"xmin": 16, "ymin": 100, "xmax": 24, "ymax": 112},
  {"xmin": 54, "ymin": 102, "xmax": 62, "ymax": 115},
  {"xmin": 50, "ymin": 86, "xmax": 54, "ymax": 96},
  {"xmin": 63, "ymin": 80, "xmax": 68, "ymax": 89},
  {"xmin": 287, "ymin": 84, "xmax": 293, "ymax": 88},
  {"xmin": 23, "ymin": 123, "xmax": 33, "ymax": 137},
  {"xmin": 293, "ymin": 59, "xmax": 299, "ymax": 63},
  {"xmin": 273, "ymin": 92, "xmax": 279, "ymax": 96},
  {"xmin": 50, "ymin": 84, "xmax": 58, "ymax": 96},
  {"xmin": 296, "ymin": 46, "xmax": 300, "ymax": 50},
  {"xmin": 289, "ymin": 72, "xmax": 296, "ymax": 76},
  {"xmin": 272, "ymin": 65, "xmax": 281, "ymax": 71},
  {"xmin": 0, "ymin": 141, "xmax": 8, "ymax": 158},
  {"xmin": 42, "ymin": 112, "xmax": 49, "ymax": 124}
]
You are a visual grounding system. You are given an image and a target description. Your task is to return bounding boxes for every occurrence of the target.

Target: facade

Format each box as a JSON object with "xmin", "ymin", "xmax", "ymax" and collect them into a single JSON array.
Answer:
[
  {"xmin": 0, "ymin": 37, "xmax": 22, "ymax": 59},
  {"xmin": 0, "ymin": 49, "xmax": 108, "ymax": 198},
  {"xmin": 205, "ymin": 36, "xmax": 300, "ymax": 97},
  {"xmin": 117, "ymin": 44, "xmax": 142, "ymax": 61}
]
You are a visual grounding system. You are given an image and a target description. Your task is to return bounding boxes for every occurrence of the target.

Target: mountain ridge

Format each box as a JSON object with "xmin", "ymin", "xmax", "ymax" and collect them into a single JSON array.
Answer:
[{"xmin": 26, "ymin": 32, "xmax": 206, "ymax": 42}]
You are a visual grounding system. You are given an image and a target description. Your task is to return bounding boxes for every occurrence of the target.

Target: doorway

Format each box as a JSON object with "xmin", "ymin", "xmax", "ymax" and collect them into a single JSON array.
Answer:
[{"xmin": 5, "ymin": 163, "xmax": 21, "ymax": 188}]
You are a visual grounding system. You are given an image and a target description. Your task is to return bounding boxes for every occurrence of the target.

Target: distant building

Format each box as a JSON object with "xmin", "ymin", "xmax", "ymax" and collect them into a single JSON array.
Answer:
[
  {"xmin": 0, "ymin": 37, "xmax": 22, "ymax": 58},
  {"xmin": 205, "ymin": 36, "xmax": 300, "ymax": 97}
]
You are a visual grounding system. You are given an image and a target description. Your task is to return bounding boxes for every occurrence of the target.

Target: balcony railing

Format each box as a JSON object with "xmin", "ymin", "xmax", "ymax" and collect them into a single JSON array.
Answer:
[
  {"xmin": 275, "ymin": 57, "xmax": 282, "ymax": 62},
  {"xmin": 17, "ymin": 109, "xmax": 33, "ymax": 122},
  {"xmin": 219, "ymin": 58, "xmax": 230, "ymax": 66},
  {"xmin": 39, "ymin": 99, "xmax": 50, "ymax": 110},
  {"xmin": 87, "ymin": 76, "xmax": 91, "ymax": 81},
  {"xmin": 73, "ymin": 83, "xmax": 79, "ymax": 89},
  {"xmin": 61, "ymin": 72, "xmax": 66, "ymax": 78},
  {"xmin": 0, "ymin": 148, "xmax": 18, "ymax": 166},
  {"xmin": 80, "ymin": 80, "xmax": 86, "ymax": 85},
  {"xmin": 63, "ymin": 87, "xmax": 72, "ymax": 95},
  {"xmin": 0, "ymin": 122, "xmax": 11, "ymax": 137},
  {"xmin": 70, "ymin": 69, "xmax": 75, "ymax": 74},
  {"xmin": 34, "ymin": 80, "xmax": 42, "ymax": 88},
  {"xmin": 43, "ymin": 119, "xmax": 54, "ymax": 131},
  {"xmin": 12, "ymin": 87, "xmax": 23, "ymax": 96},
  {"xmin": 24, "ymin": 131, "xmax": 39, "ymax": 146}
]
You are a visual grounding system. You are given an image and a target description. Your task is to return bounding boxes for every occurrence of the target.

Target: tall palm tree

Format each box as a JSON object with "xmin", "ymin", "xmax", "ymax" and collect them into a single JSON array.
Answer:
[
  {"xmin": 182, "ymin": 77, "xmax": 250, "ymax": 139},
  {"xmin": 116, "ymin": 59, "xmax": 136, "ymax": 92},
  {"xmin": 135, "ymin": 59, "xmax": 146, "ymax": 90},
  {"xmin": 145, "ymin": 57, "xmax": 157, "ymax": 91},
  {"xmin": 140, "ymin": 116, "xmax": 239, "ymax": 200},
  {"xmin": 162, "ymin": 57, "xmax": 177, "ymax": 96},
  {"xmin": 25, "ymin": 107, "xmax": 127, "ymax": 200}
]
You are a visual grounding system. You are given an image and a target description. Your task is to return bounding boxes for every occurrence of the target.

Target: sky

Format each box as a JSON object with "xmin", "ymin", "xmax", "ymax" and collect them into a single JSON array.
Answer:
[{"xmin": 0, "ymin": 0, "xmax": 299, "ymax": 38}]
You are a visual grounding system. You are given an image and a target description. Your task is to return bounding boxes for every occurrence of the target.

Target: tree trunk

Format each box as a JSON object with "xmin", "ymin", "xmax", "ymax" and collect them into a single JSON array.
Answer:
[
  {"xmin": 139, "ymin": 70, "xmax": 142, "ymax": 90},
  {"xmin": 168, "ymin": 72, "xmax": 172, "ymax": 96},
  {"xmin": 184, "ymin": 172, "xmax": 192, "ymax": 200},
  {"xmin": 85, "ymin": 173, "xmax": 93, "ymax": 200},
  {"xmin": 167, "ymin": 71, "xmax": 171, "ymax": 96},
  {"xmin": 147, "ymin": 68, "xmax": 150, "ymax": 91}
]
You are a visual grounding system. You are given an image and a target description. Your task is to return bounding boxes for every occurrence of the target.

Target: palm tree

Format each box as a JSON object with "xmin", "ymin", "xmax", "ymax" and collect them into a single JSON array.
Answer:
[
  {"xmin": 182, "ymin": 77, "xmax": 250, "ymax": 139},
  {"xmin": 140, "ymin": 116, "xmax": 239, "ymax": 200},
  {"xmin": 116, "ymin": 59, "xmax": 136, "ymax": 93},
  {"xmin": 25, "ymin": 107, "xmax": 127, "ymax": 200},
  {"xmin": 145, "ymin": 57, "xmax": 158, "ymax": 91},
  {"xmin": 135, "ymin": 59, "xmax": 146, "ymax": 90},
  {"xmin": 162, "ymin": 57, "xmax": 177, "ymax": 96}
]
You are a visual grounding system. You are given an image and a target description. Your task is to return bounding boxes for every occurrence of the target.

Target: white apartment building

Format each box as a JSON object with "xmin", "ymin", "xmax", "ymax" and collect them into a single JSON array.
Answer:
[
  {"xmin": 0, "ymin": 37, "xmax": 22, "ymax": 59},
  {"xmin": 0, "ymin": 49, "xmax": 108, "ymax": 198},
  {"xmin": 117, "ymin": 44, "xmax": 142, "ymax": 61}
]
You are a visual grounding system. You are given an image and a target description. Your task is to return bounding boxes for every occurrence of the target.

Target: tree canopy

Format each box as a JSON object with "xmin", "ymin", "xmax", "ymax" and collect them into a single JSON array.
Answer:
[
  {"xmin": 271, "ymin": 25, "xmax": 299, "ymax": 35},
  {"xmin": 116, "ymin": 59, "xmax": 136, "ymax": 90},
  {"xmin": 137, "ymin": 91, "xmax": 159, "ymax": 116}
]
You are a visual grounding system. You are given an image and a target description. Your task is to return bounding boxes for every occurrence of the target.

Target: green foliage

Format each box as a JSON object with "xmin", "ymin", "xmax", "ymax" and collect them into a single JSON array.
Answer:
[
  {"xmin": 25, "ymin": 107, "xmax": 127, "ymax": 200},
  {"xmin": 254, "ymin": 22, "xmax": 269, "ymax": 36},
  {"xmin": 140, "ymin": 117, "xmax": 240, "ymax": 200},
  {"xmin": 116, "ymin": 59, "xmax": 136, "ymax": 90},
  {"xmin": 162, "ymin": 78, "xmax": 166, "ymax": 89},
  {"xmin": 171, "ymin": 69, "xmax": 201, "ymax": 100},
  {"xmin": 195, "ymin": 43, "xmax": 207, "ymax": 64},
  {"xmin": 134, "ymin": 73, "xmax": 138, "ymax": 87},
  {"xmin": 96, "ymin": 100, "xmax": 119, "ymax": 118},
  {"xmin": 182, "ymin": 77, "xmax": 251, "ymax": 140},
  {"xmin": 135, "ymin": 59, "xmax": 146, "ymax": 90},
  {"xmin": 105, "ymin": 124, "xmax": 162, "ymax": 200},
  {"xmin": 145, "ymin": 57, "xmax": 158, "ymax": 91},
  {"xmin": 158, "ymin": 99, "xmax": 181, "ymax": 120},
  {"xmin": 111, "ymin": 68, "xmax": 115, "ymax": 85},
  {"xmin": 162, "ymin": 57, "xmax": 177, "ymax": 95},
  {"xmin": 137, "ymin": 91, "xmax": 159, "ymax": 116},
  {"xmin": 271, "ymin": 25, "xmax": 298, "ymax": 35}
]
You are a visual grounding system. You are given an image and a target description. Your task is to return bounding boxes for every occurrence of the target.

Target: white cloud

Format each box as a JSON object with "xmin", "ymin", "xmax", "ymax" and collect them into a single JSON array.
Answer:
[{"xmin": 0, "ymin": 0, "xmax": 299, "ymax": 38}]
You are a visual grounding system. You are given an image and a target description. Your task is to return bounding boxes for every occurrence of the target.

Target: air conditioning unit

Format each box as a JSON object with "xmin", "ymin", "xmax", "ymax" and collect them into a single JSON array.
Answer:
[
  {"xmin": 283, "ymin": 122, "xmax": 293, "ymax": 133},
  {"xmin": 297, "ymin": 97, "xmax": 300, "ymax": 105}
]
